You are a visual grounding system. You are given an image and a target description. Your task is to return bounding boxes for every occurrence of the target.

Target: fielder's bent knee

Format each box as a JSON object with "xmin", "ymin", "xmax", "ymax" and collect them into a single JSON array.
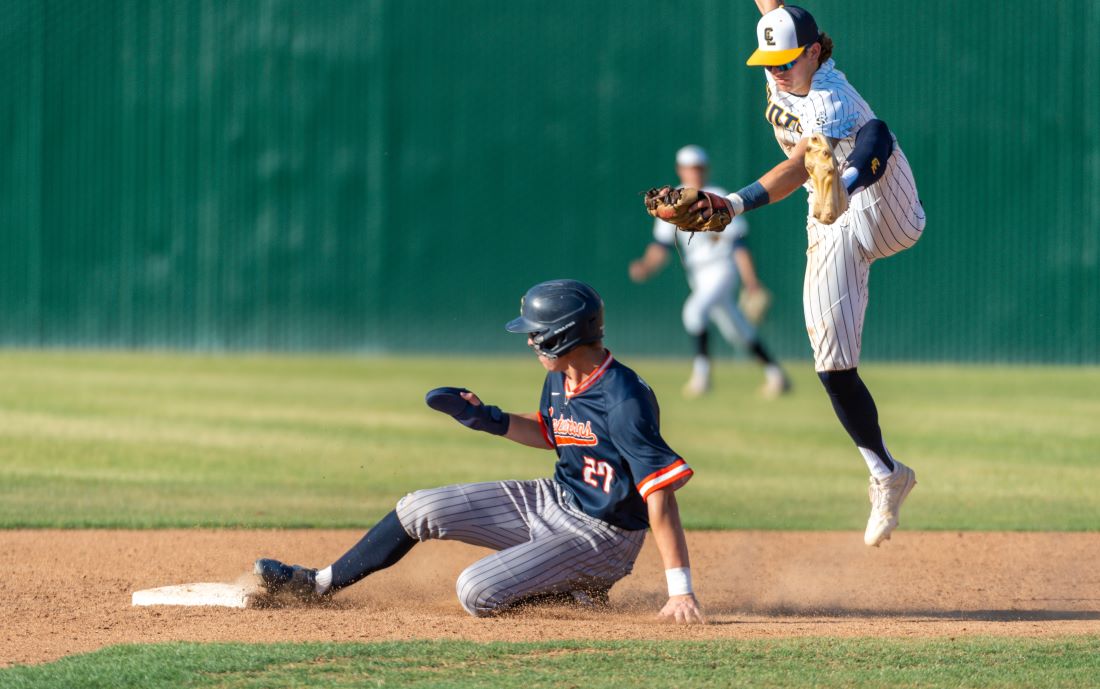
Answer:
[{"xmin": 681, "ymin": 304, "xmax": 707, "ymax": 336}]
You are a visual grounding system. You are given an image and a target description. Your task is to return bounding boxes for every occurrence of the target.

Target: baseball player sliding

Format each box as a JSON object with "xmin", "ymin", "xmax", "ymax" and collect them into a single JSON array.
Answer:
[
  {"xmin": 629, "ymin": 145, "xmax": 791, "ymax": 399},
  {"xmin": 256, "ymin": 280, "xmax": 704, "ymax": 623},
  {"xmin": 644, "ymin": 2, "xmax": 925, "ymax": 546}
]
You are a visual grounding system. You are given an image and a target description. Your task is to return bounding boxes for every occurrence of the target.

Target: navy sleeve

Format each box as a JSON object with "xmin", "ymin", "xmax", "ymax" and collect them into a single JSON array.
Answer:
[{"xmin": 608, "ymin": 393, "xmax": 692, "ymax": 500}]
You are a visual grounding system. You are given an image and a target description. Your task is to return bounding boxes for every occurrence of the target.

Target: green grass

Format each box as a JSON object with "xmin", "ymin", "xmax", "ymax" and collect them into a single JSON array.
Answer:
[
  {"xmin": 4, "ymin": 638, "xmax": 1100, "ymax": 689},
  {"xmin": 0, "ymin": 351, "xmax": 1097, "ymax": 530}
]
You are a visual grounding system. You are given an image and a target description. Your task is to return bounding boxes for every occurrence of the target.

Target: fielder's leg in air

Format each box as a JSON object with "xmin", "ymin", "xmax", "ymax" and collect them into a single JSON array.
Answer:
[
  {"xmin": 643, "ymin": 3, "xmax": 925, "ymax": 546},
  {"xmin": 255, "ymin": 280, "xmax": 704, "ymax": 623}
]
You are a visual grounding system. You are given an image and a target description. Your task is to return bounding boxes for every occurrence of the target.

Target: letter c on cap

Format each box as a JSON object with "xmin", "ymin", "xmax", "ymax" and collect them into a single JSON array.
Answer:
[{"xmin": 764, "ymin": 27, "xmax": 775, "ymax": 45}]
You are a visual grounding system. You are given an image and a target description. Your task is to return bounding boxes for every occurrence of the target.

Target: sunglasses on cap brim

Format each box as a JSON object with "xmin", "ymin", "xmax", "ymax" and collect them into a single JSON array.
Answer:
[{"xmin": 767, "ymin": 49, "xmax": 808, "ymax": 73}]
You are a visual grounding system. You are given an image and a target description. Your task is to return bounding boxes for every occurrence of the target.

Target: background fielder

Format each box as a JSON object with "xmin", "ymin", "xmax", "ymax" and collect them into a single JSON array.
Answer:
[
  {"xmin": 629, "ymin": 145, "xmax": 791, "ymax": 399},
  {"xmin": 255, "ymin": 279, "xmax": 704, "ymax": 624},
  {"xmin": 644, "ymin": 2, "xmax": 925, "ymax": 547}
]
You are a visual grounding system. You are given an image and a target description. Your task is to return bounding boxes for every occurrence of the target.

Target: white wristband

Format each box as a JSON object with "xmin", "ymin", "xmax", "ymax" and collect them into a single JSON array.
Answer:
[
  {"xmin": 726, "ymin": 193, "xmax": 745, "ymax": 216},
  {"xmin": 665, "ymin": 567, "xmax": 693, "ymax": 596}
]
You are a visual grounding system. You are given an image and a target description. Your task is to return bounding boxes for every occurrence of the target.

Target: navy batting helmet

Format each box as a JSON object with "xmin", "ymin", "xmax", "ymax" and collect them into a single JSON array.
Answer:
[{"xmin": 505, "ymin": 280, "xmax": 604, "ymax": 358}]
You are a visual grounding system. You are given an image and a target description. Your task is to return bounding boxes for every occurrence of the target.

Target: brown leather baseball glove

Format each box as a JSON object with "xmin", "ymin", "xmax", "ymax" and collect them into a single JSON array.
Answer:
[
  {"xmin": 643, "ymin": 186, "xmax": 734, "ymax": 233},
  {"xmin": 738, "ymin": 286, "xmax": 773, "ymax": 325}
]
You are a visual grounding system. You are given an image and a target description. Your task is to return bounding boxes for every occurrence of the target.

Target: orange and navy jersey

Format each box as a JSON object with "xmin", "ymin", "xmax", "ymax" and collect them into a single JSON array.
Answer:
[{"xmin": 537, "ymin": 351, "xmax": 692, "ymax": 531}]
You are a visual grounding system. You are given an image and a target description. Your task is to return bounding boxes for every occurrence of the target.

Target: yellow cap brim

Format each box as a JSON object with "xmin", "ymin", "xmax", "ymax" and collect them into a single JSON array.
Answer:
[{"xmin": 746, "ymin": 46, "xmax": 804, "ymax": 67}]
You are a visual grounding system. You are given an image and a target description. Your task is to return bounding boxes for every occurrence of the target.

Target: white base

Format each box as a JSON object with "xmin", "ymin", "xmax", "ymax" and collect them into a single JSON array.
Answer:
[{"xmin": 132, "ymin": 582, "xmax": 257, "ymax": 609}]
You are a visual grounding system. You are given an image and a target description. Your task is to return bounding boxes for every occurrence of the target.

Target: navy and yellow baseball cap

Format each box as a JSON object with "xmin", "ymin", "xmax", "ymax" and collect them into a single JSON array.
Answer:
[{"xmin": 746, "ymin": 5, "xmax": 821, "ymax": 67}]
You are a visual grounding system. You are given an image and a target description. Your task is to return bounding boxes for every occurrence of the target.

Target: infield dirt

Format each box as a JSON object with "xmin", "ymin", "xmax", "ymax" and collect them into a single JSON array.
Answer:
[{"xmin": 4, "ymin": 530, "xmax": 1099, "ymax": 666}]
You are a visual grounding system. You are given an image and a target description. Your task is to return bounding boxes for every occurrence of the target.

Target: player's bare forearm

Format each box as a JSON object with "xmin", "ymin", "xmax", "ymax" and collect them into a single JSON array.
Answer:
[
  {"xmin": 758, "ymin": 138, "xmax": 810, "ymax": 203},
  {"xmin": 629, "ymin": 242, "xmax": 670, "ymax": 283},
  {"xmin": 647, "ymin": 488, "xmax": 691, "ymax": 569},
  {"xmin": 432, "ymin": 390, "xmax": 550, "ymax": 449},
  {"xmin": 755, "ymin": 0, "xmax": 783, "ymax": 15},
  {"xmin": 505, "ymin": 412, "xmax": 554, "ymax": 449},
  {"xmin": 648, "ymin": 487, "xmax": 705, "ymax": 624},
  {"xmin": 733, "ymin": 247, "xmax": 762, "ymax": 291}
]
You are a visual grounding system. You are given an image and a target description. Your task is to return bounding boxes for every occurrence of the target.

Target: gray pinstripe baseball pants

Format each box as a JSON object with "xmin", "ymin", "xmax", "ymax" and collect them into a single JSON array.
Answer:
[{"xmin": 396, "ymin": 478, "xmax": 646, "ymax": 617}]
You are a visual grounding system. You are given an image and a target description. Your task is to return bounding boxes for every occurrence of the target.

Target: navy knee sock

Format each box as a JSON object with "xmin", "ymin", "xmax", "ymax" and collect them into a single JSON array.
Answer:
[
  {"xmin": 817, "ymin": 369, "xmax": 895, "ymax": 474},
  {"xmin": 329, "ymin": 509, "xmax": 417, "ymax": 592},
  {"xmin": 749, "ymin": 340, "xmax": 777, "ymax": 366},
  {"xmin": 694, "ymin": 331, "xmax": 710, "ymax": 358},
  {"xmin": 844, "ymin": 119, "xmax": 894, "ymax": 194}
]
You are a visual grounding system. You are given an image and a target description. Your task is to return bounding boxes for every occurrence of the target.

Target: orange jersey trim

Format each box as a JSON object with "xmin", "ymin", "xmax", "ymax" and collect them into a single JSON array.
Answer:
[
  {"xmin": 536, "ymin": 413, "xmax": 555, "ymax": 449},
  {"xmin": 565, "ymin": 351, "xmax": 614, "ymax": 398},
  {"xmin": 636, "ymin": 459, "xmax": 693, "ymax": 500}
]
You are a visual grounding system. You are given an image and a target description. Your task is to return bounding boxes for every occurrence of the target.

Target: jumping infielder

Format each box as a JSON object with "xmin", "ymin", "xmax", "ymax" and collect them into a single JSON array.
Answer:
[
  {"xmin": 643, "ymin": 3, "xmax": 925, "ymax": 546},
  {"xmin": 629, "ymin": 145, "xmax": 790, "ymax": 399},
  {"xmin": 255, "ymin": 280, "xmax": 704, "ymax": 623}
]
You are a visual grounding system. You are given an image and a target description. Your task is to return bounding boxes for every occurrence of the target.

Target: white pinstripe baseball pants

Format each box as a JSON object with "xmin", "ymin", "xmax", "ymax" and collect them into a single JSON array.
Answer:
[
  {"xmin": 804, "ymin": 146, "xmax": 926, "ymax": 371},
  {"xmin": 396, "ymin": 478, "xmax": 645, "ymax": 617}
]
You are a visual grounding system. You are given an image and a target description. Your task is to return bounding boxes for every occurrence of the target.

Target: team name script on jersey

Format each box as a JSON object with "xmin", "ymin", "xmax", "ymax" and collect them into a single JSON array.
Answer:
[
  {"xmin": 765, "ymin": 101, "xmax": 801, "ymax": 132},
  {"xmin": 764, "ymin": 85, "xmax": 802, "ymax": 132},
  {"xmin": 552, "ymin": 415, "xmax": 598, "ymax": 446}
]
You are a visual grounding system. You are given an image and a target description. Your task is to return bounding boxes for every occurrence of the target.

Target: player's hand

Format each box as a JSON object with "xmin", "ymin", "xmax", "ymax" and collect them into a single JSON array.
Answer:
[
  {"xmin": 688, "ymin": 191, "xmax": 734, "ymax": 222},
  {"xmin": 628, "ymin": 259, "xmax": 650, "ymax": 284},
  {"xmin": 657, "ymin": 594, "xmax": 705, "ymax": 624},
  {"xmin": 424, "ymin": 387, "xmax": 509, "ymax": 436}
]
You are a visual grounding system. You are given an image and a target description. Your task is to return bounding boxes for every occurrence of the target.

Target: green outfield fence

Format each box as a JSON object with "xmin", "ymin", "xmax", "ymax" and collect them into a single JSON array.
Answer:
[{"xmin": 1, "ymin": 1, "xmax": 1097, "ymax": 362}]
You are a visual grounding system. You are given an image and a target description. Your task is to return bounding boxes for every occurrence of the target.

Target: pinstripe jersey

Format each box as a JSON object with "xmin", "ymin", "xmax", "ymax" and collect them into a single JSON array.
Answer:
[
  {"xmin": 764, "ymin": 59, "xmax": 872, "ymax": 189},
  {"xmin": 535, "ymin": 351, "xmax": 691, "ymax": 530}
]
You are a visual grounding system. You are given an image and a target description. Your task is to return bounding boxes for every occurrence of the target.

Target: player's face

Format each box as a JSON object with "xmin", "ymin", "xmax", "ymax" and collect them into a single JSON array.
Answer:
[
  {"xmin": 767, "ymin": 43, "xmax": 820, "ymax": 95},
  {"xmin": 677, "ymin": 165, "xmax": 708, "ymax": 188}
]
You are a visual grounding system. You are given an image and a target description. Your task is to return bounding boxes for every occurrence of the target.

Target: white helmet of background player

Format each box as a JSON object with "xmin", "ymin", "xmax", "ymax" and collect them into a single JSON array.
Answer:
[
  {"xmin": 675, "ymin": 145, "xmax": 709, "ymax": 188},
  {"xmin": 675, "ymin": 145, "xmax": 709, "ymax": 168}
]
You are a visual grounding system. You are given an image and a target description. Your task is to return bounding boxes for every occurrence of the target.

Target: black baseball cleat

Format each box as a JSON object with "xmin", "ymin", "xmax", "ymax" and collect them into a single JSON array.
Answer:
[{"xmin": 254, "ymin": 558, "xmax": 321, "ymax": 600}]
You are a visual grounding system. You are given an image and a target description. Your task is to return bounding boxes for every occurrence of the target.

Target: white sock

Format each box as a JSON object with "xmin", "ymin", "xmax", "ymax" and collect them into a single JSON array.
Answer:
[
  {"xmin": 764, "ymin": 364, "xmax": 785, "ymax": 384},
  {"xmin": 692, "ymin": 355, "xmax": 711, "ymax": 380},
  {"xmin": 859, "ymin": 446, "xmax": 895, "ymax": 481},
  {"xmin": 314, "ymin": 566, "xmax": 333, "ymax": 595}
]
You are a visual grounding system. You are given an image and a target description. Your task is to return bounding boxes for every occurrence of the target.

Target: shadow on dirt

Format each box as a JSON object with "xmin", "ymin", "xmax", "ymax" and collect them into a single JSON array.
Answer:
[{"xmin": 705, "ymin": 605, "xmax": 1100, "ymax": 622}]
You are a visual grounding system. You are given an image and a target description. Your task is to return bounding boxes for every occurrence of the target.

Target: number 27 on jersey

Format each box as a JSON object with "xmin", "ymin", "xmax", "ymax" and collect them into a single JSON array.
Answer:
[{"xmin": 582, "ymin": 456, "xmax": 614, "ymax": 493}]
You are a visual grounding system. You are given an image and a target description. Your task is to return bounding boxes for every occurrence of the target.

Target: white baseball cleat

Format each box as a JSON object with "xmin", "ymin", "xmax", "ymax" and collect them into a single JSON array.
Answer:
[
  {"xmin": 681, "ymin": 374, "xmax": 711, "ymax": 399},
  {"xmin": 864, "ymin": 462, "xmax": 917, "ymax": 546},
  {"xmin": 760, "ymin": 373, "xmax": 791, "ymax": 399},
  {"xmin": 804, "ymin": 133, "xmax": 849, "ymax": 225}
]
